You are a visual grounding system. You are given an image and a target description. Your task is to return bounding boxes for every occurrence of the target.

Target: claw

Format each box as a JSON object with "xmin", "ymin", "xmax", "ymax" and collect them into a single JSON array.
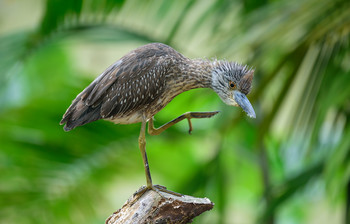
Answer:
[
  {"xmin": 153, "ymin": 185, "xmax": 183, "ymax": 197},
  {"xmin": 133, "ymin": 185, "xmax": 183, "ymax": 202},
  {"xmin": 187, "ymin": 118, "xmax": 193, "ymax": 134},
  {"xmin": 185, "ymin": 111, "xmax": 219, "ymax": 134}
]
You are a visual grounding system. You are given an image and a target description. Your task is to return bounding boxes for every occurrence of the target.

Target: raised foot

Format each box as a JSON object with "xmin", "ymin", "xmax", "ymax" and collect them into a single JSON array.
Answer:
[
  {"xmin": 148, "ymin": 111, "xmax": 220, "ymax": 136},
  {"xmin": 184, "ymin": 111, "xmax": 220, "ymax": 134},
  {"xmin": 185, "ymin": 111, "xmax": 220, "ymax": 119}
]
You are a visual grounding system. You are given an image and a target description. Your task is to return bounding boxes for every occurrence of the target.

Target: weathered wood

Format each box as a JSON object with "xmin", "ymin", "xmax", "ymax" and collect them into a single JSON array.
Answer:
[{"xmin": 106, "ymin": 186, "xmax": 214, "ymax": 224}]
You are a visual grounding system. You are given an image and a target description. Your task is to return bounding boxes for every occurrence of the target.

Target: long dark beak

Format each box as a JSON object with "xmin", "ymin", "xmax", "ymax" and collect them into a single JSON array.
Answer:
[{"xmin": 234, "ymin": 91, "xmax": 256, "ymax": 118}]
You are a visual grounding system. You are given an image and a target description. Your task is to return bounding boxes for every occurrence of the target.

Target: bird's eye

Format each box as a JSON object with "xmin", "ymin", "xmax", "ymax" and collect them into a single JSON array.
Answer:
[{"xmin": 229, "ymin": 81, "xmax": 236, "ymax": 89}]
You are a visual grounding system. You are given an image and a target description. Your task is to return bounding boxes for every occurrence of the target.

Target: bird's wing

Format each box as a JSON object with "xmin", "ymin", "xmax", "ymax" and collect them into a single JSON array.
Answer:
[
  {"xmin": 81, "ymin": 59, "xmax": 124, "ymax": 107},
  {"xmin": 99, "ymin": 55, "xmax": 170, "ymax": 118}
]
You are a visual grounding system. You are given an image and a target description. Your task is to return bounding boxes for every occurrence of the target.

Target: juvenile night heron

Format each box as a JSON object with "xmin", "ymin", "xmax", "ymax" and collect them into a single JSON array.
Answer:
[{"xmin": 60, "ymin": 43, "xmax": 255, "ymax": 193}]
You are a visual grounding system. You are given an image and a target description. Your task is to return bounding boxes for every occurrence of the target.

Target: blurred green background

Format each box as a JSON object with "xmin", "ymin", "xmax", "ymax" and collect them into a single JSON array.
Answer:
[{"xmin": 0, "ymin": 0, "xmax": 349, "ymax": 223}]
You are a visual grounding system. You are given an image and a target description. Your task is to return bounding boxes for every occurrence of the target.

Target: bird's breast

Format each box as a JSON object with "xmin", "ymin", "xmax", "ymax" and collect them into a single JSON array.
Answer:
[
  {"xmin": 105, "ymin": 96, "xmax": 171, "ymax": 124},
  {"xmin": 106, "ymin": 111, "xmax": 144, "ymax": 124}
]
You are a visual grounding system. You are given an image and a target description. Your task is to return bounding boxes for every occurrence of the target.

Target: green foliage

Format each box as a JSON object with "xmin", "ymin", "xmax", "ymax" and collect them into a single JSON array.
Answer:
[{"xmin": 0, "ymin": 0, "xmax": 349, "ymax": 223}]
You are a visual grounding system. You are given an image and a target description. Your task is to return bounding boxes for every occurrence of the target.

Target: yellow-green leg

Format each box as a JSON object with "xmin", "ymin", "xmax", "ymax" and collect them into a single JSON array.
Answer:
[
  {"xmin": 139, "ymin": 120, "xmax": 152, "ymax": 187},
  {"xmin": 136, "ymin": 119, "xmax": 182, "ymax": 197},
  {"xmin": 148, "ymin": 111, "xmax": 220, "ymax": 135}
]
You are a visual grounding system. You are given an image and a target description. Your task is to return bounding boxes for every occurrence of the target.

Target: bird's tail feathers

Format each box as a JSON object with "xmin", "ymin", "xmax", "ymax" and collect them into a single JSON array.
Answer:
[{"xmin": 60, "ymin": 97, "xmax": 102, "ymax": 131}]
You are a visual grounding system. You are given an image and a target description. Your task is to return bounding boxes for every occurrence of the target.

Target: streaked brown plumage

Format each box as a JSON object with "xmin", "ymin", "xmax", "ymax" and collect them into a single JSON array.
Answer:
[{"xmin": 60, "ymin": 42, "xmax": 255, "ymax": 193}]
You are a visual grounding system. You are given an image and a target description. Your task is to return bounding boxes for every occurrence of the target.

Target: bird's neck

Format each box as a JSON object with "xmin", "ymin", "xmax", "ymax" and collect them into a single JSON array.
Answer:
[
  {"xmin": 160, "ymin": 58, "xmax": 215, "ymax": 105},
  {"xmin": 175, "ymin": 58, "xmax": 214, "ymax": 90}
]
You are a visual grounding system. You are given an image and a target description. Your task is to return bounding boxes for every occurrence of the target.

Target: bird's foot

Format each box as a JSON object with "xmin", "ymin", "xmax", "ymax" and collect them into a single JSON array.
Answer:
[
  {"xmin": 184, "ymin": 111, "xmax": 220, "ymax": 134},
  {"xmin": 152, "ymin": 184, "xmax": 183, "ymax": 197},
  {"xmin": 133, "ymin": 185, "xmax": 183, "ymax": 200}
]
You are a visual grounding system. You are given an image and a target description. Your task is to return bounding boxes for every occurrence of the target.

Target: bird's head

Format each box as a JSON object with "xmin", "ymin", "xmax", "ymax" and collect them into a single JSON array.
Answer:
[{"xmin": 211, "ymin": 61, "xmax": 256, "ymax": 118}]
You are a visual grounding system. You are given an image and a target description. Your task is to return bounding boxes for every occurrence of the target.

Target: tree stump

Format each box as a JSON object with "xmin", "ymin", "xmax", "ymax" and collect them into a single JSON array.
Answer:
[{"xmin": 106, "ymin": 186, "xmax": 214, "ymax": 224}]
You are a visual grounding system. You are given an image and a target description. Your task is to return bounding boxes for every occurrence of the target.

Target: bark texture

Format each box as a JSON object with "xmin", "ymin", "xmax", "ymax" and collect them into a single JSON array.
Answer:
[{"xmin": 106, "ymin": 186, "xmax": 214, "ymax": 224}]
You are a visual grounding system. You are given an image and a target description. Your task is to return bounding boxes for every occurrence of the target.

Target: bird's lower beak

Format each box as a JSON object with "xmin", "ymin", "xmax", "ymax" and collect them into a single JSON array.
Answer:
[{"xmin": 233, "ymin": 91, "xmax": 256, "ymax": 118}]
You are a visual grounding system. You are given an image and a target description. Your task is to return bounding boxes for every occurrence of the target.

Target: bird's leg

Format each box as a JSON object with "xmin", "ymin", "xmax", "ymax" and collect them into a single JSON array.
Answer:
[
  {"xmin": 139, "ymin": 120, "xmax": 152, "ymax": 188},
  {"xmin": 148, "ymin": 111, "xmax": 220, "ymax": 135},
  {"xmin": 135, "ymin": 120, "xmax": 183, "ymax": 198}
]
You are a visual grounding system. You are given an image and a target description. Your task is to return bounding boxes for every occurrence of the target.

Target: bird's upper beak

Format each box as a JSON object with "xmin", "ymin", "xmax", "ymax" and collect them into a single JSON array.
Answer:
[{"xmin": 233, "ymin": 90, "xmax": 256, "ymax": 118}]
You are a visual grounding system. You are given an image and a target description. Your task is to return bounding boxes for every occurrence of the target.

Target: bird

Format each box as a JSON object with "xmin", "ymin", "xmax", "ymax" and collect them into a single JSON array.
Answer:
[{"xmin": 60, "ymin": 42, "xmax": 255, "ymax": 194}]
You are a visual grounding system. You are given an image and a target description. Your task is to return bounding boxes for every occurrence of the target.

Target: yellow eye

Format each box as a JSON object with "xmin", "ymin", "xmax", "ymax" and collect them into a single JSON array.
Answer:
[{"xmin": 229, "ymin": 81, "xmax": 235, "ymax": 89}]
